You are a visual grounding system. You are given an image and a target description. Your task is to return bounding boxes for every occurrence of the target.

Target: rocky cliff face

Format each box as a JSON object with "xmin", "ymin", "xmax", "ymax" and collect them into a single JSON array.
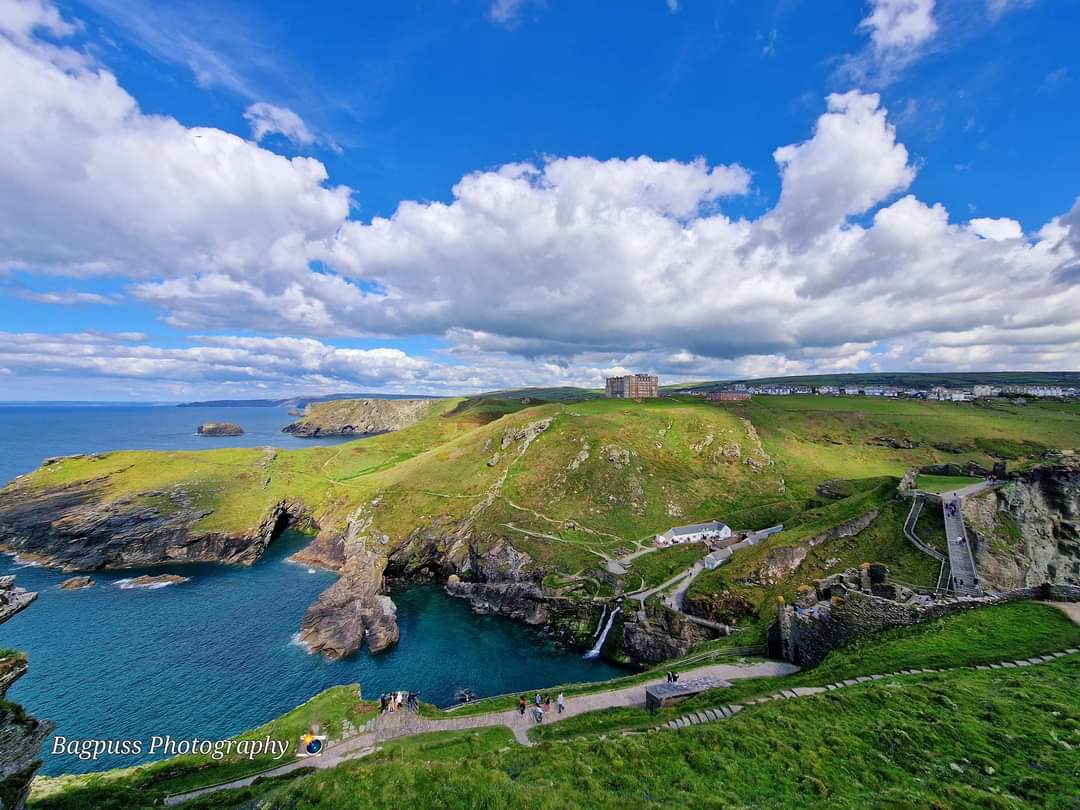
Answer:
[
  {"xmin": 293, "ymin": 505, "xmax": 400, "ymax": 659},
  {"xmin": 617, "ymin": 601, "xmax": 716, "ymax": 664},
  {"xmin": 963, "ymin": 460, "xmax": 1080, "ymax": 587},
  {"xmin": 0, "ymin": 478, "xmax": 307, "ymax": 571},
  {"xmin": 0, "ymin": 577, "xmax": 36, "ymax": 625},
  {"xmin": 283, "ymin": 399, "xmax": 435, "ymax": 437},
  {"xmin": 1, "ymin": 589, "xmax": 52, "ymax": 810}
]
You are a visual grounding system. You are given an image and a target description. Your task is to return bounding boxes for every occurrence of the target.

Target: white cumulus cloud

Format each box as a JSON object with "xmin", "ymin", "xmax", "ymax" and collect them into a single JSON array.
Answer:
[
  {"xmin": 3, "ymin": 0, "xmax": 1080, "ymax": 395},
  {"xmin": 244, "ymin": 102, "xmax": 316, "ymax": 147}
]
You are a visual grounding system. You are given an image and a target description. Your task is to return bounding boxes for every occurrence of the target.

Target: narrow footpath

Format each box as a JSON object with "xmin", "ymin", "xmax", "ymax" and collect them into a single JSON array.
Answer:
[{"xmin": 165, "ymin": 659, "xmax": 796, "ymax": 806}]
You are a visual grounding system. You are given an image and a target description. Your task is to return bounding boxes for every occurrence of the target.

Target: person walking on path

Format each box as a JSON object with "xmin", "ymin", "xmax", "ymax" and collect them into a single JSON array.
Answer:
[
  {"xmin": 518, "ymin": 696, "xmax": 527, "ymax": 716},
  {"xmin": 532, "ymin": 705, "xmax": 543, "ymax": 724},
  {"xmin": 544, "ymin": 695, "xmax": 551, "ymax": 714},
  {"xmin": 557, "ymin": 693, "xmax": 565, "ymax": 714},
  {"xmin": 535, "ymin": 692, "xmax": 542, "ymax": 708}
]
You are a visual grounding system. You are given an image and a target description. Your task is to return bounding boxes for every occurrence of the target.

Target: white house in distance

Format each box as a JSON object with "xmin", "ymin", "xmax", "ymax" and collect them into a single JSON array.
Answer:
[{"xmin": 654, "ymin": 520, "xmax": 732, "ymax": 548}]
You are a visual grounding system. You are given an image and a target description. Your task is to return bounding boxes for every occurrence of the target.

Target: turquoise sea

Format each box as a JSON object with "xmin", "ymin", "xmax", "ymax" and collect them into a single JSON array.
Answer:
[{"xmin": 0, "ymin": 406, "xmax": 624, "ymax": 775}]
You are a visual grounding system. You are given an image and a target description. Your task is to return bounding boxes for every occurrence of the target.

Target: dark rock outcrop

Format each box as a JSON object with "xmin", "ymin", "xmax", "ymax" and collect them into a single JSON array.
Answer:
[
  {"xmin": 683, "ymin": 589, "xmax": 756, "ymax": 625},
  {"xmin": 196, "ymin": 422, "xmax": 244, "ymax": 437},
  {"xmin": 1, "ymin": 598, "xmax": 51, "ymax": 810},
  {"xmin": 619, "ymin": 601, "xmax": 717, "ymax": 664},
  {"xmin": 294, "ymin": 506, "xmax": 400, "ymax": 659},
  {"xmin": 0, "ymin": 577, "xmax": 36, "ymax": 625},
  {"xmin": 868, "ymin": 436, "xmax": 916, "ymax": 449},
  {"xmin": 0, "ymin": 480, "xmax": 308, "ymax": 571},
  {"xmin": 59, "ymin": 576, "xmax": 94, "ymax": 590}
]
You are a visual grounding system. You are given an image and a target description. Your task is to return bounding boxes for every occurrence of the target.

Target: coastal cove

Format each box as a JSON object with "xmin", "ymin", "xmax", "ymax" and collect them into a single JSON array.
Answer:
[{"xmin": 0, "ymin": 531, "xmax": 624, "ymax": 775}]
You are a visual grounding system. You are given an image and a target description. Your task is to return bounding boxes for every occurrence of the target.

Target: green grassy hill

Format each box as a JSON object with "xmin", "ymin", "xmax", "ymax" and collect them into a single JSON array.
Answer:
[{"xmin": 5, "ymin": 394, "xmax": 1079, "ymax": 596}]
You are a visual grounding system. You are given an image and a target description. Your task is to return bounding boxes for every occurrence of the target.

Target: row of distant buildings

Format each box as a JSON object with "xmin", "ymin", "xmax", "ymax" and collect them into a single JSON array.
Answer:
[
  {"xmin": 603, "ymin": 373, "xmax": 1076, "ymax": 402},
  {"xmin": 697, "ymin": 382, "xmax": 1078, "ymax": 401}
]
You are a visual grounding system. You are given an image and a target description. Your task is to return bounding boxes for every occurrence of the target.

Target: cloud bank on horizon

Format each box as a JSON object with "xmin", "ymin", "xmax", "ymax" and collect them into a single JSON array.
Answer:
[{"xmin": 1, "ymin": 0, "xmax": 1078, "ymax": 399}]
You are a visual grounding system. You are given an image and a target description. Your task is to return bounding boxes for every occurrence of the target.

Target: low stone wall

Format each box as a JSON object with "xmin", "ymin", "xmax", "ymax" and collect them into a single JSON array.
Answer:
[{"xmin": 770, "ymin": 578, "xmax": 1080, "ymax": 668}]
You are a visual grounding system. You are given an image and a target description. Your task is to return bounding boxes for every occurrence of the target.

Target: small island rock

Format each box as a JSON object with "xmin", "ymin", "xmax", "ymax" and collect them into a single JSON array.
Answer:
[
  {"xmin": 59, "ymin": 576, "xmax": 95, "ymax": 590},
  {"xmin": 197, "ymin": 422, "xmax": 244, "ymax": 437}
]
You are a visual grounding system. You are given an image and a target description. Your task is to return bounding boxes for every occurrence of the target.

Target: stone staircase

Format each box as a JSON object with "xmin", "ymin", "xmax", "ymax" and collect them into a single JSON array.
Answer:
[{"xmin": 656, "ymin": 647, "xmax": 1079, "ymax": 734}]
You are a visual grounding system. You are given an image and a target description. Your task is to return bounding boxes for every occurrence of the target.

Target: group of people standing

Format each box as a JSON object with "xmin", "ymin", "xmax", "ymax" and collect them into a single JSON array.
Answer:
[
  {"xmin": 518, "ymin": 691, "xmax": 564, "ymax": 723},
  {"xmin": 665, "ymin": 671, "xmax": 681, "ymax": 683},
  {"xmin": 380, "ymin": 690, "xmax": 419, "ymax": 714}
]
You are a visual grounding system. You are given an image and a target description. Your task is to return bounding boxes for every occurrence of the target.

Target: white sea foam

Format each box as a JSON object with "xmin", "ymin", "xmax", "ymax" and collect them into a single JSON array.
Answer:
[
  {"xmin": 113, "ymin": 577, "xmax": 185, "ymax": 590},
  {"xmin": 6, "ymin": 553, "xmax": 43, "ymax": 569},
  {"xmin": 289, "ymin": 632, "xmax": 314, "ymax": 653}
]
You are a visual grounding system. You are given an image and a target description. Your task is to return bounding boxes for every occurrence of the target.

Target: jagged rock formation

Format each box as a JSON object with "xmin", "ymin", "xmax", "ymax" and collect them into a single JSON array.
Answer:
[
  {"xmin": 59, "ymin": 576, "xmax": 94, "ymax": 590},
  {"xmin": 619, "ymin": 601, "xmax": 716, "ymax": 664},
  {"xmin": 0, "ymin": 481, "xmax": 308, "ymax": 571},
  {"xmin": 683, "ymin": 589, "xmax": 756, "ymax": 625},
  {"xmin": 0, "ymin": 577, "xmax": 35, "ymax": 625},
  {"xmin": 745, "ymin": 510, "xmax": 879, "ymax": 587},
  {"xmin": 1, "ymin": 589, "xmax": 51, "ymax": 810},
  {"xmin": 963, "ymin": 460, "xmax": 1080, "ymax": 587},
  {"xmin": 283, "ymin": 399, "xmax": 435, "ymax": 437},
  {"xmin": 293, "ymin": 506, "xmax": 399, "ymax": 658},
  {"xmin": 196, "ymin": 422, "xmax": 243, "ymax": 436}
]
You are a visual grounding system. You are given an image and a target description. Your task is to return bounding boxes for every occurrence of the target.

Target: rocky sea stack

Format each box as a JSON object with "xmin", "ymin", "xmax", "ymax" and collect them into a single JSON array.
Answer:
[
  {"xmin": 197, "ymin": 422, "xmax": 244, "ymax": 437},
  {"xmin": 283, "ymin": 399, "xmax": 434, "ymax": 438},
  {"xmin": 59, "ymin": 576, "xmax": 94, "ymax": 590}
]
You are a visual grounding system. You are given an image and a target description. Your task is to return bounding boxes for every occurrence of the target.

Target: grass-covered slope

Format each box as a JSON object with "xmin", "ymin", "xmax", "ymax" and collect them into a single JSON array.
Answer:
[
  {"xmin": 47, "ymin": 658, "xmax": 1080, "ymax": 810},
  {"xmin": 4, "ymin": 395, "xmax": 1078, "ymax": 580},
  {"xmin": 29, "ymin": 602, "xmax": 1080, "ymax": 809}
]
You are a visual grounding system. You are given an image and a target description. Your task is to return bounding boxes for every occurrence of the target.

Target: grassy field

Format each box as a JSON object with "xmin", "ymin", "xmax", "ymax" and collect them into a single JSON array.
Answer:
[
  {"xmin": 624, "ymin": 542, "xmax": 706, "ymax": 591},
  {"xmin": 171, "ymin": 657, "xmax": 1080, "ymax": 809},
  {"xmin": 685, "ymin": 478, "xmax": 942, "ymax": 634},
  {"xmin": 6, "ymin": 394, "xmax": 1078, "ymax": 584},
  {"xmin": 918, "ymin": 473, "xmax": 983, "ymax": 493},
  {"xmin": 529, "ymin": 601, "xmax": 1080, "ymax": 742}
]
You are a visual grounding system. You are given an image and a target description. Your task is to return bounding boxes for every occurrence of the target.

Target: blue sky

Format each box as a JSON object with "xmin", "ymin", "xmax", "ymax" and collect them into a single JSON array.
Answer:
[{"xmin": 1, "ymin": 0, "xmax": 1079, "ymax": 400}]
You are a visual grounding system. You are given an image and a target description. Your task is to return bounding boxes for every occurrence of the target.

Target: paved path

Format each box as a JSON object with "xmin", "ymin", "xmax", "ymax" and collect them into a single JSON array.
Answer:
[
  {"xmin": 165, "ymin": 659, "xmax": 796, "ymax": 805},
  {"xmin": 941, "ymin": 494, "xmax": 980, "ymax": 595},
  {"xmin": 902, "ymin": 496, "xmax": 946, "ymax": 562},
  {"xmin": 1044, "ymin": 601, "xmax": 1080, "ymax": 626},
  {"xmin": 666, "ymin": 561, "xmax": 706, "ymax": 611}
]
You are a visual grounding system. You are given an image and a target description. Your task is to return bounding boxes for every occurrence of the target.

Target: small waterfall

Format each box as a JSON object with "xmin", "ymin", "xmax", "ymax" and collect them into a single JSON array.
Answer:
[
  {"xmin": 584, "ymin": 607, "xmax": 620, "ymax": 659},
  {"xmin": 592, "ymin": 606, "xmax": 607, "ymax": 638}
]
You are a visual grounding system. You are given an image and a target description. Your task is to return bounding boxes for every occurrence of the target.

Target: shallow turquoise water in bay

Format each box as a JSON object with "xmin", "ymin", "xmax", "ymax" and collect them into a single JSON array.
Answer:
[
  {"xmin": 0, "ymin": 407, "xmax": 625, "ymax": 775},
  {"xmin": 1, "ymin": 534, "xmax": 624, "ymax": 775}
]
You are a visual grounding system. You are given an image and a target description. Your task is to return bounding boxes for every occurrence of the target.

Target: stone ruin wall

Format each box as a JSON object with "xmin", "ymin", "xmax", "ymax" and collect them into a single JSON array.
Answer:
[{"xmin": 769, "ymin": 564, "xmax": 1080, "ymax": 668}]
